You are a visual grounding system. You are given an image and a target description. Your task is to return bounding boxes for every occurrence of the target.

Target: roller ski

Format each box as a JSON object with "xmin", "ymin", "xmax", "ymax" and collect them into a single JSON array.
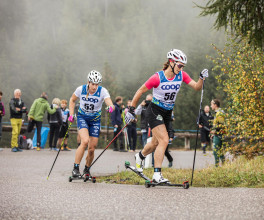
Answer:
[
  {"xmin": 124, "ymin": 161, "xmax": 189, "ymax": 189},
  {"xmin": 145, "ymin": 170, "xmax": 189, "ymax": 189},
  {"xmin": 145, "ymin": 180, "xmax": 189, "ymax": 189},
  {"xmin": 68, "ymin": 165, "xmax": 96, "ymax": 183},
  {"xmin": 124, "ymin": 161, "xmax": 151, "ymax": 181}
]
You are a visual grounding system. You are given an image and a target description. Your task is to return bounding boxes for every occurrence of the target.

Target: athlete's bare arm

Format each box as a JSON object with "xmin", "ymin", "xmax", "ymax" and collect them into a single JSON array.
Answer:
[
  {"xmin": 104, "ymin": 97, "xmax": 115, "ymax": 111},
  {"xmin": 69, "ymin": 93, "xmax": 78, "ymax": 116},
  {"xmin": 188, "ymin": 78, "xmax": 204, "ymax": 91},
  {"xmin": 131, "ymin": 84, "xmax": 149, "ymax": 108}
]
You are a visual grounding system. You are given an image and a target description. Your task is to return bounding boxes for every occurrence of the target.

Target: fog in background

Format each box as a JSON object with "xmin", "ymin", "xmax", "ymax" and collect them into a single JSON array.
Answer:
[{"xmin": 0, "ymin": 0, "xmax": 225, "ymax": 129}]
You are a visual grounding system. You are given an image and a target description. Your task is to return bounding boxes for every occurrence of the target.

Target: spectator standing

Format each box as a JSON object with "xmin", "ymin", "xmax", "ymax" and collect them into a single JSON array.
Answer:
[
  {"xmin": 27, "ymin": 92, "xmax": 56, "ymax": 151},
  {"xmin": 58, "ymin": 99, "xmax": 71, "ymax": 151},
  {"xmin": 0, "ymin": 91, "xmax": 5, "ymax": 142},
  {"xmin": 199, "ymin": 105, "xmax": 214, "ymax": 154},
  {"xmin": 9, "ymin": 89, "xmax": 27, "ymax": 152},
  {"xmin": 210, "ymin": 99, "xmax": 225, "ymax": 167},
  {"xmin": 125, "ymin": 100, "xmax": 137, "ymax": 152},
  {"xmin": 135, "ymin": 94, "xmax": 153, "ymax": 148},
  {"xmin": 111, "ymin": 96, "xmax": 125, "ymax": 152},
  {"xmin": 48, "ymin": 98, "xmax": 62, "ymax": 151}
]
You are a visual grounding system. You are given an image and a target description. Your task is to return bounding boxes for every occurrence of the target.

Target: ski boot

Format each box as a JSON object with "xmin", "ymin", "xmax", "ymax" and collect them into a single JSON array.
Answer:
[
  {"xmin": 135, "ymin": 153, "xmax": 144, "ymax": 172},
  {"xmin": 72, "ymin": 166, "xmax": 81, "ymax": 178},
  {"xmin": 69, "ymin": 166, "xmax": 82, "ymax": 182},
  {"xmin": 152, "ymin": 172, "xmax": 169, "ymax": 184},
  {"xmin": 83, "ymin": 166, "xmax": 96, "ymax": 183}
]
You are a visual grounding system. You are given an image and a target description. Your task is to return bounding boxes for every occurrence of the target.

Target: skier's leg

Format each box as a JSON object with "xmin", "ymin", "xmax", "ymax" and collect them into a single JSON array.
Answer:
[
  {"xmin": 72, "ymin": 128, "xmax": 89, "ymax": 177},
  {"xmin": 152, "ymin": 125, "xmax": 169, "ymax": 168},
  {"xmin": 135, "ymin": 135, "xmax": 158, "ymax": 172},
  {"xmin": 85, "ymin": 136, "xmax": 98, "ymax": 167},
  {"xmin": 151, "ymin": 125, "xmax": 170, "ymax": 183},
  {"xmin": 75, "ymin": 128, "xmax": 89, "ymax": 164}
]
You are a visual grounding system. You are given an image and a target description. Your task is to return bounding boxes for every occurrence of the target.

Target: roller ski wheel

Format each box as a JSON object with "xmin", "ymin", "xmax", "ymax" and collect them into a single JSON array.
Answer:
[
  {"xmin": 69, "ymin": 175, "xmax": 82, "ymax": 182},
  {"xmin": 125, "ymin": 161, "xmax": 130, "ymax": 168},
  {"xmin": 145, "ymin": 180, "xmax": 151, "ymax": 188},
  {"xmin": 92, "ymin": 177, "xmax": 96, "ymax": 183},
  {"xmin": 183, "ymin": 181, "xmax": 189, "ymax": 189},
  {"xmin": 84, "ymin": 174, "xmax": 90, "ymax": 182}
]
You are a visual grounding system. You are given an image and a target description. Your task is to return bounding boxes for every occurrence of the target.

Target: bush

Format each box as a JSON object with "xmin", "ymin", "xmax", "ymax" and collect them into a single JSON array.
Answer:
[{"xmin": 210, "ymin": 32, "xmax": 264, "ymax": 158}]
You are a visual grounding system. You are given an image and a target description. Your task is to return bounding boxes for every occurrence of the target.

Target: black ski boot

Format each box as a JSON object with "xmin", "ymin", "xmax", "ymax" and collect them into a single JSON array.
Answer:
[
  {"xmin": 83, "ymin": 165, "xmax": 91, "ymax": 176},
  {"xmin": 72, "ymin": 166, "xmax": 81, "ymax": 178},
  {"xmin": 83, "ymin": 165, "xmax": 96, "ymax": 183}
]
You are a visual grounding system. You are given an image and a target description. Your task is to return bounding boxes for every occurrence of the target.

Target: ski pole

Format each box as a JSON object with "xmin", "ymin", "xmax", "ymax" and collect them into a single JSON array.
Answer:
[
  {"xmin": 191, "ymin": 80, "xmax": 205, "ymax": 186},
  {"xmin": 47, "ymin": 122, "xmax": 73, "ymax": 180},
  {"xmin": 89, "ymin": 121, "xmax": 130, "ymax": 169}
]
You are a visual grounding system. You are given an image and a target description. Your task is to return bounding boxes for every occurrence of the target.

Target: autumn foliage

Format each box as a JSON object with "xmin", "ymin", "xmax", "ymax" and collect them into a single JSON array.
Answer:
[{"xmin": 211, "ymin": 33, "xmax": 264, "ymax": 158}]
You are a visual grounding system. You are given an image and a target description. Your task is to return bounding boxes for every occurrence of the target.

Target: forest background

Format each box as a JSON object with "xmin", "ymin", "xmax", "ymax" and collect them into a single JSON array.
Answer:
[{"xmin": 0, "ymin": 0, "xmax": 226, "ymax": 133}]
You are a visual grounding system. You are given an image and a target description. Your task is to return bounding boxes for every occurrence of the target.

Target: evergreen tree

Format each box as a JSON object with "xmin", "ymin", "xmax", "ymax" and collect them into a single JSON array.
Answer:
[{"xmin": 196, "ymin": 0, "xmax": 264, "ymax": 49}]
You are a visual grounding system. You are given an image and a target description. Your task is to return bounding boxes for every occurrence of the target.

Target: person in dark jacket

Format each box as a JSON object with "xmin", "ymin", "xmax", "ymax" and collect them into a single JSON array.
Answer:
[
  {"xmin": 0, "ymin": 91, "xmax": 5, "ymax": 142},
  {"xmin": 9, "ymin": 89, "xmax": 27, "ymax": 152},
  {"xmin": 125, "ymin": 100, "xmax": 137, "ymax": 152},
  {"xmin": 135, "ymin": 94, "xmax": 153, "ymax": 147},
  {"xmin": 111, "ymin": 96, "xmax": 125, "ymax": 152},
  {"xmin": 199, "ymin": 105, "xmax": 214, "ymax": 154},
  {"xmin": 48, "ymin": 98, "xmax": 62, "ymax": 151}
]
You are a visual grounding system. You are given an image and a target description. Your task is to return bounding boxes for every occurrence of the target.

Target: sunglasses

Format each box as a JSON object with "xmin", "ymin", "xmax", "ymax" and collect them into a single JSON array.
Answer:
[{"xmin": 175, "ymin": 63, "xmax": 185, "ymax": 69}]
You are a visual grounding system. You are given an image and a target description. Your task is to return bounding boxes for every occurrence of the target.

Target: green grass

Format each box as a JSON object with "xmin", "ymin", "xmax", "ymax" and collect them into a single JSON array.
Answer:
[{"xmin": 98, "ymin": 156, "xmax": 264, "ymax": 188}]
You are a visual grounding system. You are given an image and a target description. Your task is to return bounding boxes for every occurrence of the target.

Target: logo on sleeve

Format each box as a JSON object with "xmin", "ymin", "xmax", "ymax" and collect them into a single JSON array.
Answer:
[{"xmin": 156, "ymin": 115, "xmax": 163, "ymax": 121}]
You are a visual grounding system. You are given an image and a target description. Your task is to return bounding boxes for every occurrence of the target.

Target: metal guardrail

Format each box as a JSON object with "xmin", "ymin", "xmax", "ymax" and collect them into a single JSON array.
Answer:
[{"xmin": 2, "ymin": 123, "xmax": 199, "ymax": 149}]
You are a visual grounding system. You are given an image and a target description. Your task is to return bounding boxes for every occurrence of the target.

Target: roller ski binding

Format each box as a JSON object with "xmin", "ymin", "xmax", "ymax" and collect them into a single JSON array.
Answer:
[{"xmin": 83, "ymin": 166, "xmax": 96, "ymax": 183}]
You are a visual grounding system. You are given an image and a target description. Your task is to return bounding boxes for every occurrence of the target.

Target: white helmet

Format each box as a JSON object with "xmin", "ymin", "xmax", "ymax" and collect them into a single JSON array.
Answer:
[
  {"xmin": 167, "ymin": 49, "xmax": 187, "ymax": 64},
  {"xmin": 87, "ymin": 70, "xmax": 102, "ymax": 84}
]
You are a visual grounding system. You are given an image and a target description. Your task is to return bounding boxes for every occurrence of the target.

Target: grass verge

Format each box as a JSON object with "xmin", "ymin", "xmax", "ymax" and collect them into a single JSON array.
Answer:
[{"xmin": 97, "ymin": 156, "xmax": 264, "ymax": 188}]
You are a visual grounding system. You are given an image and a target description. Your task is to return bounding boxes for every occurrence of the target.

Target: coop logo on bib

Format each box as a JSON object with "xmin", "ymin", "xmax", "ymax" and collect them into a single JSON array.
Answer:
[
  {"xmin": 161, "ymin": 84, "xmax": 180, "ymax": 91},
  {"xmin": 81, "ymin": 97, "xmax": 99, "ymax": 103}
]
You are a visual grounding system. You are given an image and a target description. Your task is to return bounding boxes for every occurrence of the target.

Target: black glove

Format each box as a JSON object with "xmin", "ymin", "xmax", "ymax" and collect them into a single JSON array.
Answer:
[
  {"xmin": 125, "ymin": 106, "xmax": 135, "ymax": 124},
  {"xmin": 128, "ymin": 106, "xmax": 135, "ymax": 116}
]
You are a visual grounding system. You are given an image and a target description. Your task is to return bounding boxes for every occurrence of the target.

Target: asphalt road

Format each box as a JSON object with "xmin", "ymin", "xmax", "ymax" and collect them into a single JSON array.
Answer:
[{"xmin": 0, "ymin": 148, "xmax": 263, "ymax": 219}]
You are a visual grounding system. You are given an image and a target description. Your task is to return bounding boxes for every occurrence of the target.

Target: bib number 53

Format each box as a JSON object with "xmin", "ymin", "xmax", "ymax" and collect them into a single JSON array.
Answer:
[{"xmin": 84, "ymin": 103, "xmax": 95, "ymax": 111}]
